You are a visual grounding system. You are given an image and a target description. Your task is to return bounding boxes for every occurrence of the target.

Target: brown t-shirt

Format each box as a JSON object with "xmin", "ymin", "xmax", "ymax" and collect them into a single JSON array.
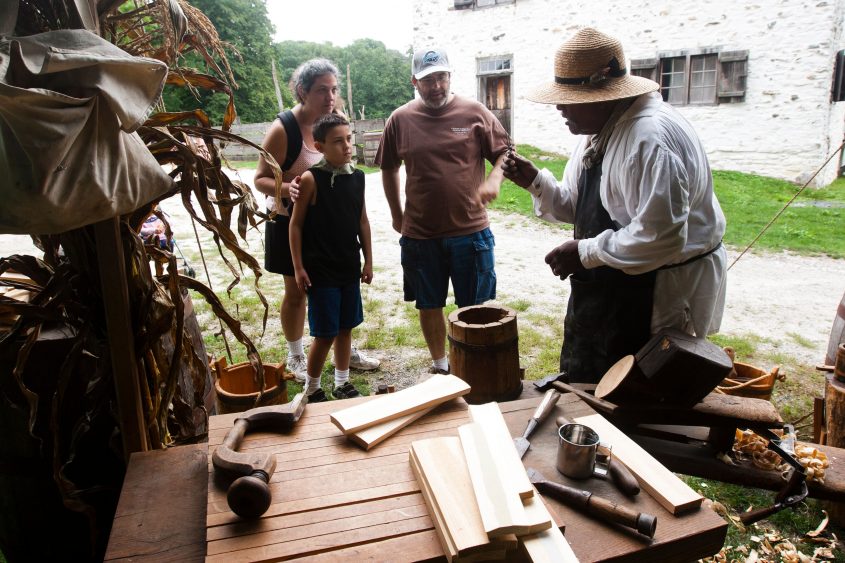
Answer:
[{"xmin": 375, "ymin": 95, "xmax": 509, "ymax": 239}]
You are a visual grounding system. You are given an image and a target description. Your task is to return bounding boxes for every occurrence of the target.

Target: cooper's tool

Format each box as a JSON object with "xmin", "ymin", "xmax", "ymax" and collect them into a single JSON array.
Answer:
[
  {"xmin": 212, "ymin": 393, "xmax": 307, "ymax": 518},
  {"xmin": 514, "ymin": 389, "xmax": 560, "ymax": 458},
  {"xmin": 527, "ymin": 468, "xmax": 657, "ymax": 538},
  {"xmin": 739, "ymin": 425, "xmax": 808, "ymax": 525},
  {"xmin": 534, "ymin": 372, "xmax": 597, "ymax": 394},
  {"xmin": 556, "ymin": 415, "xmax": 640, "ymax": 497}
]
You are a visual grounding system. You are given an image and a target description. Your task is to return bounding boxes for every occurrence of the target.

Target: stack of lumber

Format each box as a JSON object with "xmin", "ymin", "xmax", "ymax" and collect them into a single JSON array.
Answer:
[
  {"xmin": 409, "ymin": 402, "xmax": 580, "ymax": 562},
  {"xmin": 330, "ymin": 374, "xmax": 470, "ymax": 450}
]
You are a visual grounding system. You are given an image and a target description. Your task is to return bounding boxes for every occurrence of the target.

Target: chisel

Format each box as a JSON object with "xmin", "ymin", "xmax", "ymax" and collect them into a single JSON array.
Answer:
[
  {"xmin": 513, "ymin": 389, "xmax": 560, "ymax": 458},
  {"xmin": 527, "ymin": 468, "xmax": 657, "ymax": 538}
]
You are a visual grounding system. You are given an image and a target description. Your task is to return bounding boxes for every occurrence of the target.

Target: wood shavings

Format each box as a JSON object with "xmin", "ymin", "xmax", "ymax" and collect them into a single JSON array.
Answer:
[{"xmin": 730, "ymin": 430, "xmax": 830, "ymax": 483}]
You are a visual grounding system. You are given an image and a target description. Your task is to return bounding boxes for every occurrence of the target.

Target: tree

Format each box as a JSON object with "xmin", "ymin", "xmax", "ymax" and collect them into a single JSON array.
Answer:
[
  {"xmin": 163, "ymin": 0, "xmax": 278, "ymax": 123},
  {"xmin": 274, "ymin": 39, "xmax": 413, "ymax": 120}
]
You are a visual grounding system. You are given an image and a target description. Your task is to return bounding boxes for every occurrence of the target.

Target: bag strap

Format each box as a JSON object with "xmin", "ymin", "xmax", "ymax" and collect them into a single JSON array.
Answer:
[{"xmin": 276, "ymin": 110, "xmax": 302, "ymax": 171}]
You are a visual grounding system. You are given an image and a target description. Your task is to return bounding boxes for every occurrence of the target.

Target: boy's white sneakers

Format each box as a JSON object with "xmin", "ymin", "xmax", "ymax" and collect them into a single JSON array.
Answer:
[{"xmin": 286, "ymin": 354, "xmax": 308, "ymax": 383}]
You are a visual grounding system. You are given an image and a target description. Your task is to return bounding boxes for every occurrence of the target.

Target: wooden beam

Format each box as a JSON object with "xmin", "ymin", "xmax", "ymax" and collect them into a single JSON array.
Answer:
[
  {"xmin": 409, "ymin": 437, "xmax": 497, "ymax": 561},
  {"xmin": 348, "ymin": 404, "xmax": 436, "ymax": 450},
  {"xmin": 575, "ymin": 413, "xmax": 703, "ymax": 515},
  {"xmin": 330, "ymin": 374, "xmax": 470, "ymax": 434},
  {"xmin": 94, "ymin": 217, "xmax": 148, "ymax": 457},
  {"xmin": 468, "ymin": 402, "xmax": 533, "ymax": 499},
  {"xmin": 458, "ymin": 422, "xmax": 551, "ymax": 537}
]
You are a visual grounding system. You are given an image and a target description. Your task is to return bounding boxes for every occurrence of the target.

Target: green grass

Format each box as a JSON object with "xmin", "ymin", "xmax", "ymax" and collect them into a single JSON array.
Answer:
[{"xmin": 487, "ymin": 145, "xmax": 845, "ymax": 257}]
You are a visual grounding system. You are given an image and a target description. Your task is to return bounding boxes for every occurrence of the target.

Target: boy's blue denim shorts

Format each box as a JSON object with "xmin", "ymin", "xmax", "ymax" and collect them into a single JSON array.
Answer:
[
  {"xmin": 307, "ymin": 282, "xmax": 364, "ymax": 338},
  {"xmin": 400, "ymin": 227, "xmax": 496, "ymax": 309}
]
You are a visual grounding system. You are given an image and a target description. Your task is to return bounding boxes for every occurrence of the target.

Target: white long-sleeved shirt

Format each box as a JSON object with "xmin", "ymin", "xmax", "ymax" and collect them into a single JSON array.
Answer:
[{"xmin": 527, "ymin": 92, "xmax": 727, "ymax": 336}]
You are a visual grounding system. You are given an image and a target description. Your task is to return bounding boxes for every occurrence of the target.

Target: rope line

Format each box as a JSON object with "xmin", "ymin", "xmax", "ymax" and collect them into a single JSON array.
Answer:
[{"xmin": 727, "ymin": 138, "xmax": 845, "ymax": 271}]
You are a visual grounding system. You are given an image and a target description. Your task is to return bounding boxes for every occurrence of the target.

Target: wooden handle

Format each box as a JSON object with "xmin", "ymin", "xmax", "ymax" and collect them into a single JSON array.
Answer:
[
  {"xmin": 739, "ymin": 503, "xmax": 784, "ymax": 525},
  {"xmin": 221, "ymin": 418, "xmax": 249, "ymax": 451},
  {"xmin": 533, "ymin": 390, "xmax": 560, "ymax": 423},
  {"xmin": 608, "ymin": 458, "xmax": 640, "ymax": 497},
  {"xmin": 535, "ymin": 479, "xmax": 656, "ymax": 537},
  {"xmin": 587, "ymin": 494, "xmax": 656, "ymax": 537}
]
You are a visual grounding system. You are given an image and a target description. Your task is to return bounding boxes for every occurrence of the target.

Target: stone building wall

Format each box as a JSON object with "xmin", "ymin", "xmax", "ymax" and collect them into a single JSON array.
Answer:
[{"xmin": 412, "ymin": 0, "xmax": 845, "ymax": 185}]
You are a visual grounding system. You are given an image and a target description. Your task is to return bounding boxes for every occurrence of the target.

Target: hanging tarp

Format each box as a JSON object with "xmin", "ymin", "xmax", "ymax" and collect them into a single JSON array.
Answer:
[{"xmin": 0, "ymin": 3, "xmax": 173, "ymax": 235}]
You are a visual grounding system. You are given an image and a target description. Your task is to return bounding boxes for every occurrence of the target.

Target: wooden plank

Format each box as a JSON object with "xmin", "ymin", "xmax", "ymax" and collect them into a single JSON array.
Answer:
[
  {"xmin": 206, "ymin": 515, "xmax": 433, "ymax": 563},
  {"xmin": 520, "ymin": 486, "xmax": 580, "ymax": 563},
  {"xmin": 330, "ymin": 374, "xmax": 470, "ymax": 434},
  {"xmin": 458, "ymin": 422, "xmax": 551, "ymax": 537},
  {"xmin": 574, "ymin": 413, "xmax": 704, "ymax": 515},
  {"xmin": 105, "ymin": 444, "xmax": 207, "ymax": 562},
  {"xmin": 348, "ymin": 404, "xmax": 437, "ymax": 450},
  {"xmin": 409, "ymin": 437, "xmax": 494, "ymax": 561},
  {"xmin": 282, "ymin": 529, "xmax": 445, "ymax": 562},
  {"xmin": 207, "ymin": 499, "xmax": 430, "ymax": 556},
  {"xmin": 468, "ymin": 402, "xmax": 533, "ymax": 499}
]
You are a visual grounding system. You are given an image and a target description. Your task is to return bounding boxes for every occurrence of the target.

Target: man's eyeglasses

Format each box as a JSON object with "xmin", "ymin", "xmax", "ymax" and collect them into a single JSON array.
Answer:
[{"xmin": 419, "ymin": 73, "xmax": 450, "ymax": 87}]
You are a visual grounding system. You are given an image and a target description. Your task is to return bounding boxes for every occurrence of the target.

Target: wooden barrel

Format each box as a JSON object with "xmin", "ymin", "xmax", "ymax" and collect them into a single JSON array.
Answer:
[
  {"xmin": 447, "ymin": 304, "xmax": 522, "ymax": 404},
  {"xmin": 214, "ymin": 358, "xmax": 288, "ymax": 414}
]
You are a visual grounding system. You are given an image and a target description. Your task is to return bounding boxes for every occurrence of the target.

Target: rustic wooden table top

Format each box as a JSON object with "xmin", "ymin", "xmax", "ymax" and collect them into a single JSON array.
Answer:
[{"xmin": 106, "ymin": 389, "xmax": 729, "ymax": 562}]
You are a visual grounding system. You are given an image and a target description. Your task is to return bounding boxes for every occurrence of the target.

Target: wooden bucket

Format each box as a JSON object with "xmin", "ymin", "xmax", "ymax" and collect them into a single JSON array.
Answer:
[
  {"xmin": 717, "ymin": 362, "xmax": 782, "ymax": 401},
  {"xmin": 447, "ymin": 304, "xmax": 522, "ymax": 404},
  {"xmin": 213, "ymin": 358, "xmax": 288, "ymax": 414}
]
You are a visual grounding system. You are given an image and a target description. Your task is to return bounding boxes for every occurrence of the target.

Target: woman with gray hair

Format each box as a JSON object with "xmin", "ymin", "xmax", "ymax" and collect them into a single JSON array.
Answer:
[{"xmin": 254, "ymin": 58, "xmax": 379, "ymax": 387}]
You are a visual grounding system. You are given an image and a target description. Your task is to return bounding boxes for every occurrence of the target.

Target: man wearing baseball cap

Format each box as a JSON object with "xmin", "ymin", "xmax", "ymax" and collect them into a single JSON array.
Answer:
[
  {"xmin": 503, "ymin": 27, "xmax": 727, "ymax": 384},
  {"xmin": 376, "ymin": 47, "xmax": 510, "ymax": 376}
]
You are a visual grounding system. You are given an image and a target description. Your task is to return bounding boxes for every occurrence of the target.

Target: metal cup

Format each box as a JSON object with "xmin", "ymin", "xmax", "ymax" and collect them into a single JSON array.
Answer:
[{"xmin": 557, "ymin": 422, "xmax": 611, "ymax": 479}]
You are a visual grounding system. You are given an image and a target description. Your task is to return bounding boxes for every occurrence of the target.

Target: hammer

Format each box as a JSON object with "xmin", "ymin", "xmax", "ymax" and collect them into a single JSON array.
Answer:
[{"xmin": 212, "ymin": 393, "xmax": 307, "ymax": 518}]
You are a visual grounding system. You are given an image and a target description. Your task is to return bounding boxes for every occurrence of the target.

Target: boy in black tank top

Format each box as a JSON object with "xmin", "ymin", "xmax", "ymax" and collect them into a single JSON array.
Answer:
[{"xmin": 289, "ymin": 114, "xmax": 374, "ymax": 402}]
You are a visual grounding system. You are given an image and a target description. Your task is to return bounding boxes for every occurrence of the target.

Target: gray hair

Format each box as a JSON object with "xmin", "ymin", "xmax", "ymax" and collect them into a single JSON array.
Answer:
[{"xmin": 290, "ymin": 58, "xmax": 340, "ymax": 103}]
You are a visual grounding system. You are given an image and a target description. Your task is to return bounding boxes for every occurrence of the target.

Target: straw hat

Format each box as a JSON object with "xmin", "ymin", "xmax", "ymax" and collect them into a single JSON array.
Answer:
[{"xmin": 527, "ymin": 27, "xmax": 659, "ymax": 105}]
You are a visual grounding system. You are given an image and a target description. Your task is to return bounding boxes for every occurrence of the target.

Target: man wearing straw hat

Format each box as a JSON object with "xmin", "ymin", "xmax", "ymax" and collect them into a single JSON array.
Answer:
[
  {"xmin": 376, "ymin": 47, "xmax": 510, "ymax": 376},
  {"xmin": 503, "ymin": 27, "xmax": 727, "ymax": 384}
]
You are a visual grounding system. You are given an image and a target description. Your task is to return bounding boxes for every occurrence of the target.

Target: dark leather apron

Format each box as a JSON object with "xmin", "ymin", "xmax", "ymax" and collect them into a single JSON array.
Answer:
[{"xmin": 560, "ymin": 162, "xmax": 656, "ymax": 384}]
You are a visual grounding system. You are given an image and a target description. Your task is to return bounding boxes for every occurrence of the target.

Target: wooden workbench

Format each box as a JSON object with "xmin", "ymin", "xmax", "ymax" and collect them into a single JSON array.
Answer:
[{"xmin": 106, "ymin": 392, "xmax": 727, "ymax": 562}]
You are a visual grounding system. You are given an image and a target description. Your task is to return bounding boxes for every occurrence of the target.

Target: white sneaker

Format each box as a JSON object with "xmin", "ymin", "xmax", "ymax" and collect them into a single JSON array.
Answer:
[
  {"xmin": 286, "ymin": 354, "xmax": 307, "ymax": 383},
  {"xmin": 349, "ymin": 346, "xmax": 380, "ymax": 370}
]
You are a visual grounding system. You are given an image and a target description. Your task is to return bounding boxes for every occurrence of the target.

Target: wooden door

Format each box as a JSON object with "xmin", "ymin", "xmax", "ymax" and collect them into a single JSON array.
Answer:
[{"xmin": 481, "ymin": 74, "xmax": 511, "ymax": 136}]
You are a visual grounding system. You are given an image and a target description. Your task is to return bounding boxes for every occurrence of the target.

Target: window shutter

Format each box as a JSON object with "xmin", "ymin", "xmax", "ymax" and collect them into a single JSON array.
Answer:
[
  {"xmin": 718, "ymin": 50, "xmax": 748, "ymax": 102},
  {"xmin": 630, "ymin": 58, "xmax": 658, "ymax": 82},
  {"xmin": 832, "ymin": 50, "xmax": 845, "ymax": 102},
  {"xmin": 454, "ymin": 0, "xmax": 474, "ymax": 9}
]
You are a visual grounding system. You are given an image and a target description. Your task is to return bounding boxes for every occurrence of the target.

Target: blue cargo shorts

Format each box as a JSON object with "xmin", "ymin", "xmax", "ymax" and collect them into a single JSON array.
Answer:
[
  {"xmin": 400, "ymin": 227, "xmax": 496, "ymax": 309},
  {"xmin": 307, "ymin": 282, "xmax": 364, "ymax": 338}
]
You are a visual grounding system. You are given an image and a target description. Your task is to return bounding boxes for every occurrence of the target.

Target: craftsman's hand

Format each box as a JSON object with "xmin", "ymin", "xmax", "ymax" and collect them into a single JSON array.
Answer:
[
  {"xmin": 545, "ymin": 239, "xmax": 584, "ymax": 280},
  {"xmin": 294, "ymin": 267, "xmax": 311, "ymax": 292},
  {"xmin": 502, "ymin": 151, "xmax": 539, "ymax": 189},
  {"xmin": 361, "ymin": 261, "xmax": 373, "ymax": 285},
  {"xmin": 288, "ymin": 176, "xmax": 301, "ymax": 203}
]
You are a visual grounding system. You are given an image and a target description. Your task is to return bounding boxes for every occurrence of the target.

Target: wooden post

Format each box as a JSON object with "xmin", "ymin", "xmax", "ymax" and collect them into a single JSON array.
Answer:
[
  {"xmin": 824, "ymin": 372, "xmax": 845, "ymax": 523},
  {"xmin": 94, "ymin": 217, "xmax": 149, "ymax": 458},
  {"xmin": 271, "ymin": 60, "xmax": 284, "ymax": 112},
  {"xmin": 346, "ymin": 64, "xmax": 353, "ymax": 117}
]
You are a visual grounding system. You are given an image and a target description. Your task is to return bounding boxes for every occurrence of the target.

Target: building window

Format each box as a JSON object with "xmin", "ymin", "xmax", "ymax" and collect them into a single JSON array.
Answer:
[
  {"xmin": 833, "ymin": 50, "xmax": 845, "ymax": 102},
  {"xmin": 454, "ymin": 0, "xmax": 514, "ymax": 9},
  {"xmin": 631, "ymin": 49, "xmax": 747, "ymax": 105},
  {"xmin": 477, "ymin": 56, "xmax": 513, "ymax": 135}
]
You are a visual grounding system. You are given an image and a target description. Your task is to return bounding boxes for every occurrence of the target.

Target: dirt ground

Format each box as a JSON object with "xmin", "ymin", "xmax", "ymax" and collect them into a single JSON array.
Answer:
[{"xmin": 2, "ymin": 167, "xmax": 844, "ymax": 373}]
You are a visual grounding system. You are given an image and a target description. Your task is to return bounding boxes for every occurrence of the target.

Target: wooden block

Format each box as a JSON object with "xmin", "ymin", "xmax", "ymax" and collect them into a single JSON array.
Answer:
[
  {"xmin": 409, "ymin": 437, "xmax": 495, "ymax": 562},
  {"xmin": 468, "ymin": 402, "xmax": 533, "ymax": 499},
  {"xmin": 458, "ymin": 422, "xmax": 551, "ymax": 537},
  {"xmin": 331, "ymin": 374, "xmax": 470, "ymax": 434},
  {"xmin": 348, "ymin": 404, "xmax": 436, "ymax": 450},
  {"xmin": 574, "ymin": 413, "xmax": 703, "ymax": 515}
]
